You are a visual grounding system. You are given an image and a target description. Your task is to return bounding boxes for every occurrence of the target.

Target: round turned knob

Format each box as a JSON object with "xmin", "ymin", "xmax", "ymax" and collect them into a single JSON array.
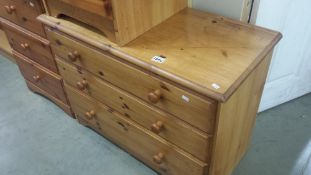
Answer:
[
  {"xmin": 148, "ymin": 89, "xmax": 162, "ymax": 103},
  {"xmin": 21, "ymin": 43, "xmax": 29, "ymax": 50},
  {"xmin": 151, "ymin": 121, "xmax": 164, "ymax": 134},
  {"xmin": 76, "ymin": 80, "xmax": 88, "ymax": 90},
  {"xmin": 153, "ymin": 152, "xmax": 164, "ymax": 164},
  {"xmin": 85, "ymin": 110, "xmax": 95, "ymax": 120},
  {"xmin": 67, "ymin": 51, "xmax": 80, "ymax": 62},
  {"xmin": 4, "ymin": 5, "xmax": 16, "ymax": 14},
  {"xmin": 32, "ymin": 75, "xmax": 40, "ymax": 82}
]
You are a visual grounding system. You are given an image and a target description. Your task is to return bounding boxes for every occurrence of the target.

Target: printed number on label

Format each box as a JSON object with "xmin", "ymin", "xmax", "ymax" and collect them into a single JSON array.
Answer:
[{"xmin": 152, "ymin": 56, "xmax": 167, "ymax": 64}]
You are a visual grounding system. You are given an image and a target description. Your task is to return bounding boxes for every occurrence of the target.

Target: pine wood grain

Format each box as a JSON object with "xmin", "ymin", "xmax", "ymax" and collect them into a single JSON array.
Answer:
[
  {"xmin": 65, "ymin": 84, "xmax": 208, "ymax": 175},
  {"xmin": 47, "ymin": 28, "xmax": 217, "ymax": 133},
  {"xmin": 57, "ymin": 57, "xmax": 213, "ymax": 162},
  {"xmin": 43, "ymin": 0, "xmax": 187, "ymax": 45},
  {"xmin": 38, "ymin": 9, "xmax": 282, "ymax": 102},
  {"xmin": 13, "ymin": 50, "xmax": 68, "ymax": 104},
  {"xmin": 1, "ymin": 18, "xmax": 57, "ymax": 73},
  {"xmin": 209, "ymin": 51, "xmax": 273, "ymax": 175},
  {"xmin": 0, "ymin": 0, "xmax": 46, "ymax": 37},
  {"xmin": 37, "ymin": 7, "xmax": 282, "ymax": 175}
]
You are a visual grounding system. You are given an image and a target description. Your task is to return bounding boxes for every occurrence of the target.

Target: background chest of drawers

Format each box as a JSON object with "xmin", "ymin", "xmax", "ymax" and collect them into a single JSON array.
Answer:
[
  {"xmin": 38, "ymin": 4, "xmax": 281, "ymax": 175},
  {"xmin": 43, "ymin": 0, "xmax": 188, "ymax": 45},
  {"xmin": 0, "ymin": 0, "xmax": 72, "ymax": 115}
]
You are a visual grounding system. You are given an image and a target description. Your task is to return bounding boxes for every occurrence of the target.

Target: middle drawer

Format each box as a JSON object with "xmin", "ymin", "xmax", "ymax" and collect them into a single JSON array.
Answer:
[
  {"xmin": 47, "ymin": 28, "xmax": 217, "ymax": 133},
  {"xmin": 13, "ymin": 50, "xmax": 68, "ymax": 104},
  {"xmin": 57, "ymin": 58, "xmax": 212, "ymax": 162}
]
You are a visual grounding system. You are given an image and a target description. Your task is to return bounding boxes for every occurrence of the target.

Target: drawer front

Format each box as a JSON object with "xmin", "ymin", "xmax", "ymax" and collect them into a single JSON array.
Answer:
[
  {"xmin": 13, "ymin": 50, "xmax": 67, "ymax": 104},
  {"xmin": 1, "ymin": 18, "xmax": 57, "ymax": 73},
  {"xmin": 0, "ymin": 0, "xmax": 46, "ymax": 37},
  {"xmin": 47, "ymin": 29, "xmax": 217, "ymax": 133},
  {"xmin": 65, "ymin": 85, "xmax": 208, "ymax": 175},
  {"xmin": 57, "ymin": 58, "xmax": 212, "ymax": 162}
]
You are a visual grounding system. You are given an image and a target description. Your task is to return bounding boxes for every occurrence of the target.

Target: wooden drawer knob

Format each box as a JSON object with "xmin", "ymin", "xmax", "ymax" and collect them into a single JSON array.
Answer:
[
  {"xmin": 148, "ymin": 89, "xmax": 162, "ymax": 103},
  {"xmin": 153, "ymin": 152, "xmax": 165, "ymax": 164},
  {"xmin": 21, "ymin": 43, "xmax": 30, "ymax": 50},
  {"xmin": 76, "ymin": 80, "xmax": 88, "ymax": 90},
  {"xmin": 85, "ymin": 110, "xmax": 95, "ymax": 120},
  {"xmin": 4, "ymin": 5, "xmax": 16, "ymax": 14},
  {"xmin": 32, "ymin": 75, "xmax": 40, "ymax": 82},
  {"xmin": 67, "ymin": 51, "xmax": 80, "ymax": 62},
  {"xmin": 151, "ymin": 121, "xmax": 164, "ymax": 134}
]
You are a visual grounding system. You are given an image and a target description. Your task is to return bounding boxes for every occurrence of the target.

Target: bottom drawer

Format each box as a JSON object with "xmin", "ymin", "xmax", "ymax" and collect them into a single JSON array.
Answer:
[
  {"xmin": 13, "ymin": 50, "xmax": 68, "ymax": 104},
  {"xmin": 65, "ymin": 84, "xmax": 208, "ymax": 175},
  {"xmin": 25, "ymin": 80, "xmax": 73, "ymax": 116}
]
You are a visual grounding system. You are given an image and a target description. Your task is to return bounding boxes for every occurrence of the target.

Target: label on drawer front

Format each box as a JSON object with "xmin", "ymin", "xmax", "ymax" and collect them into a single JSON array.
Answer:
[
  {"xmin": 152, "ymin": 55, "xmax": 166, "ymax": 64},
  {"xmin": 182, "ymin": 95, "xmax": 190, "ymax": 102}
]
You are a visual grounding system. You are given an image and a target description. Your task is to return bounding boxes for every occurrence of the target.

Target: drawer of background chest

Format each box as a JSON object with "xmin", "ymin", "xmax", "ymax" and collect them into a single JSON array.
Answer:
[
  {"xmin": 0, "ymin": 0, "xmax": 46, "ymax": 37},
  {"xmin": 13, "ymin": 50, "xmax": 67, "ymax": 104},
  {"xmin": 65, "ymin": 85, "xmax": 208, "ymax": 175},
  {"xmin": 47, "ymin": 29, "xmax": 217, "ymax": 133},
  {"xmin": 58, "ymin": 58, "xmax": 212, "ymax": 162},
  {"xmin": 1, "ymin": 18, "xmax": 57, "ymax": 73}
]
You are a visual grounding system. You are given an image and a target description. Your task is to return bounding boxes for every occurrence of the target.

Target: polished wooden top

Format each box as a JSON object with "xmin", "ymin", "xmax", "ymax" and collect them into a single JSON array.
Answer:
[{"xmin": 38, "ymin": 8, "xmax": 281, "ymax": 102}]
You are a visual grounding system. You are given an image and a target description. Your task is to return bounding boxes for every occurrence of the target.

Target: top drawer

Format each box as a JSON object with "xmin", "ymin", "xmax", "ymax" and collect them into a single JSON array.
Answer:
[
  {"xmin": 44, "ymin": 0, "xmax": 187, "ymax": 45},
  {"xmin": 47, "ymin": 28, "xmax": 217, "ymax": 133},
  {"xmin": 0, "ymin": 0, "xmax": 45, "ymax": 37}
]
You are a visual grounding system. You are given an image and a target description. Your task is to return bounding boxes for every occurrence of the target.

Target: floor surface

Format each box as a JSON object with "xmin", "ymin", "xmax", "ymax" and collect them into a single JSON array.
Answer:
[{"xmin": 0, "ymin": 55, "xmax": 310, "ymax": 175}]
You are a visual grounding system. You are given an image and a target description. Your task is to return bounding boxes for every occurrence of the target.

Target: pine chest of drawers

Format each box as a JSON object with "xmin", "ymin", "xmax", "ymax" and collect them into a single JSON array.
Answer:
[
  {"xmin": 0, "ymin": 0, "xmax": 72, "ymax": 115},
  {"xmin": 38, "ymin": 8, "xmax": 281, "ymax": 175}
]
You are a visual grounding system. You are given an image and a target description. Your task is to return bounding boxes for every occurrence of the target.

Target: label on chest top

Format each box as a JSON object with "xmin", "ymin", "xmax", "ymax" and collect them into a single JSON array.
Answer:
[{"xmin": 152, "ymin": 55, "xmax": 167, "ymax": 64}]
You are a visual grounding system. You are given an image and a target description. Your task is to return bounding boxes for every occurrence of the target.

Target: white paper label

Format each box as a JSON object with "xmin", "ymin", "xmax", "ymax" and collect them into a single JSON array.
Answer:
[
  {"xmin": 182, "ymin": 95, "xmax": 190, "ymax": 102},
  {"xmin": 212, "ymin": 83, "xmax": 221, "ymax": 89},
  {"xmin": 152, "ymin": 56, "xmax": 166, "ymax": 64}
]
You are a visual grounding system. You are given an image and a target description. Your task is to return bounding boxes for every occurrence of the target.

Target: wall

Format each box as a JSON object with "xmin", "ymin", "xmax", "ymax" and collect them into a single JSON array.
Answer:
[{"xmin": 191, "ymin": 0, "xmax": 251, "ymax": 21}]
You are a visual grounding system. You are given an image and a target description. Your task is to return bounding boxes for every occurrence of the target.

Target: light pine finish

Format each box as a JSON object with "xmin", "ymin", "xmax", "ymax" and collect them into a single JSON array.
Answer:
[
  {"xmin": 0, "ymin": 0, "xmax": 72, "ymax": 116},
  {"xmin": 57, "ymin": 57, "xmax": 212, "ymax": 162},
  {"xmin": 47, "ymin": 28, "xmax": 217, "ymax": 133},
  {"xmin": 39, "ymin": 7, "xmax": 281, "ymax": 175},
  {"xmin": 65, "ymin": 84, "xmax": 208, "ymax": 175},
  {"xmin": 209, "ymin": 51, "xmax": 273, "ymax": 175},
  {"xmin": 38, "ymin": 9, "xmax": 282, "ymax": 102},
  {"xmin": 13, "ymin": 50, "xmax": 68, "ymax": 104},
  {"xmin": 0, "ymin": 0, "xmax": 46, "ymax": 37},
  {"xmin": 1, "ymin": 18, "xmax": 57, "ymax": 73},
  {"xmin": 43, "ymin": 0, "xmax": 187, "ymax": 45}
]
